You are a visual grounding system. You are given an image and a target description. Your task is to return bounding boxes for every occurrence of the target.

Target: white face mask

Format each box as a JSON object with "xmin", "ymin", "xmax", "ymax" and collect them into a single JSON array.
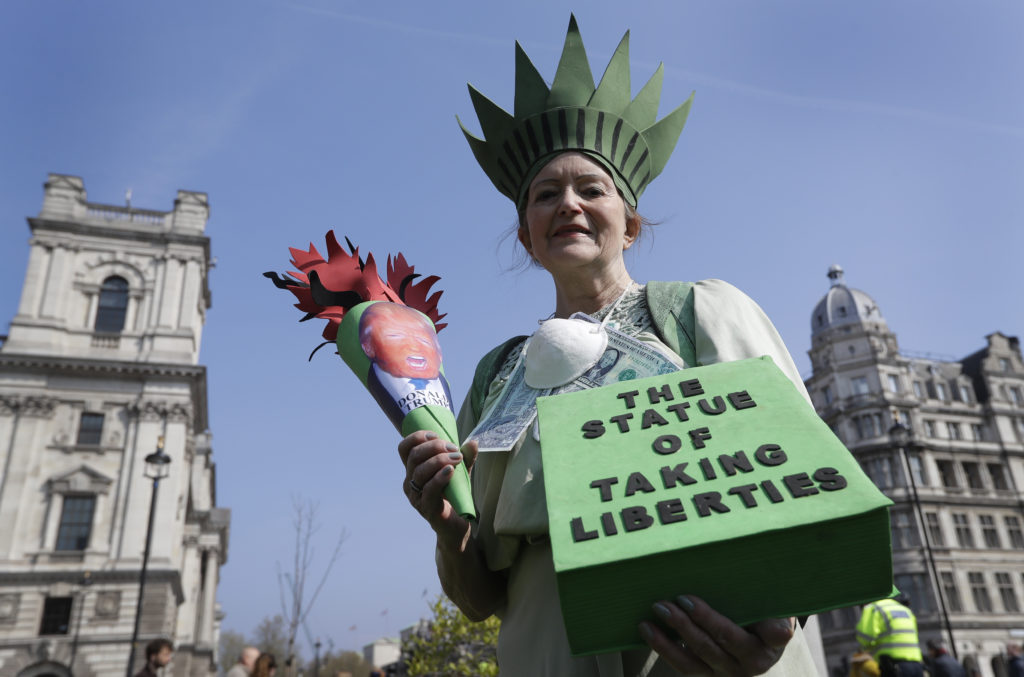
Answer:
[{"xmin": 523, "ymin": 317, "xmax": 608, "ymax": 388}]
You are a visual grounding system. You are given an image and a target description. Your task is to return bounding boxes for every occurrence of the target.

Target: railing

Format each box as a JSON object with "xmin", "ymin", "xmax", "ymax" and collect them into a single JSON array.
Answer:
[
  {"xmin": 91, "ymin": 334, "xmax": 120, "ymax": 349},
  {"xmin": 85, "ymin": 204, "xmax": 168, "ymax": 226},
  {"xmin": 902, "ymin": 348, "xmax": 960, "ymax": 363}
]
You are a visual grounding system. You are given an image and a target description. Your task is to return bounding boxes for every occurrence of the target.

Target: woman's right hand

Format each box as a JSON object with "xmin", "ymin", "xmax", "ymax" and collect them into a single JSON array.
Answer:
[
  {"xmin": 397, "ymin": 431, "xmax": 477, "ymax": 538},
  {"xmin": 399, "ymin": 430, "xmax": 503, "ymax": 620}
]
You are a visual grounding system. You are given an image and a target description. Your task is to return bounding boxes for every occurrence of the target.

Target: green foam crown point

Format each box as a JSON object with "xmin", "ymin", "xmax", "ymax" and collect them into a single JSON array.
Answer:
[{"xmin": 459, "ymin": 14, "xmax": 694, "ymax": 208}]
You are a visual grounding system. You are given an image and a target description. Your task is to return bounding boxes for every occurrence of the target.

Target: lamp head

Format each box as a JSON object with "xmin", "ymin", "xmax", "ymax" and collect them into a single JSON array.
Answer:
[
  {"xmin": 888, "ymin": 421, "xmax": 911, "ymax": 448},
  {"xmin": 144, "ymin": 436, "xmax": 172, "ymax": 480}
]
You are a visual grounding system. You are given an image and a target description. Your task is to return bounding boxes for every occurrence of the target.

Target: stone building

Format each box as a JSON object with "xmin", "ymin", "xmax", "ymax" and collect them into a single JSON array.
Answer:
[
  {"xmin": 0, "ymin": 175, "xmax": 228, "ymax": 676},
  {"xmin": 806, "ymin": 265, "xmax": 1024, "ymax": 677}
]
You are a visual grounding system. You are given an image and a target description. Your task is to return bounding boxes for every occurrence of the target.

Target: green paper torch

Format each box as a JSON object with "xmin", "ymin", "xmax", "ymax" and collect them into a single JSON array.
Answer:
[{"xmin": 265, "ymin": 231, "xmax": 475, "ymax": 520}]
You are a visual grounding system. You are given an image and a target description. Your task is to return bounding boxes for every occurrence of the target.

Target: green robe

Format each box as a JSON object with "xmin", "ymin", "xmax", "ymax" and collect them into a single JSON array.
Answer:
[{"xmin": 455, "ymin": 280, "xmax": 822, "ymax": 677}]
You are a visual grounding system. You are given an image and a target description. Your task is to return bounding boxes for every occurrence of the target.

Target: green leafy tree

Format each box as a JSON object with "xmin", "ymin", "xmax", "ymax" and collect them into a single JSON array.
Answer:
[{"xmin": 403, "ymin": 595, "xmax": 500, "ymax": 677}]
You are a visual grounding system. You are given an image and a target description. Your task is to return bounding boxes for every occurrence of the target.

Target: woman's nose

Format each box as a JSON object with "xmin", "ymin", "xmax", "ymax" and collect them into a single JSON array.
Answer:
[{"xmin": 557, "ymin": 189, "xmax": 583, "ymax": 214}]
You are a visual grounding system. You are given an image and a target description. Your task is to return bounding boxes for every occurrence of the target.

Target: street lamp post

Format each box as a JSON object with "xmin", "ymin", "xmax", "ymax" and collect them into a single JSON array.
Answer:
[
  {"xmin": 889, "ymin": 421, "xmax": 957, "ymax": 658},
  {"xmin": 69, "ymin": 570, "xmax": 92, "ymax": 675},
  {"xmin": 314, "ymin": 638, "xmax": 321, "ymax": 677},
  {"xmin": 125, "ymin": 438, "xmax": 171, "ymax": 677}
]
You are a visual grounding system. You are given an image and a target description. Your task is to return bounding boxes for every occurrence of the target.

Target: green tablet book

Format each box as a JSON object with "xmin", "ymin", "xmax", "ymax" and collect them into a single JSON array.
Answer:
[{"xmin": 536, "ymin": 356, "xmax": 893, "ymax": 656}]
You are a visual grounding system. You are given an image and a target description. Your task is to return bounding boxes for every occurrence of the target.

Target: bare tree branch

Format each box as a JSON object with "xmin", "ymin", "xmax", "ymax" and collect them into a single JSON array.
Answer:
[{"xmin": 275, "ymin": 496, "xmax": 348, "ymax": 676}]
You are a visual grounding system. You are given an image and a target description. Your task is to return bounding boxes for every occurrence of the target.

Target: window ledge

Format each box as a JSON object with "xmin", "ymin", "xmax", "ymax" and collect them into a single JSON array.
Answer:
[
  {"xmin": 33, "ymin": 551, "xmax": 86, "ymax": 565},
  {"xmin": 50, "ymin": 443, "xmax": 119, "ymax": 455}
]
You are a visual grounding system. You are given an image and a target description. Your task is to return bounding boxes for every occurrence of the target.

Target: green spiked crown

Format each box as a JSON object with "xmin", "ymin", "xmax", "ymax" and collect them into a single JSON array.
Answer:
[{"xmin": 459, "ymin": 15, "xmax": 694, "ymax": 209}]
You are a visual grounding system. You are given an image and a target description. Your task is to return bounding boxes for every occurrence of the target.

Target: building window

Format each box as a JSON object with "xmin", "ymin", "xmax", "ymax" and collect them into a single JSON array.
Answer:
[
  {"xmin": 913, "ymin": 381, "xmax": 924, "ymax": 398},
  {"xmin": 968, "ymin": 572, "xmax": 992, "ymax": 612},
  {"xmin": 971, "ymin": 424, "xmax": 986, "ymax": 442},
  {"xmin": 941, "ymin": 572, "xmax": 963, "ymax": 612},
  {"xmin": 55, "ymin": 496, "xmax": 96, "ymax": 551},
  {"xmin": 959, "ymin": 385, "xmax": 972, "ymax": 403},
  {"xmin": 865, "ymin": 455, "xmax": 899, "ymax": 488},
  {"xmin": 988, "ymin": 464, "xmax": 1008, "ymax": 490},
  {"xmin": 980, "ymin": 515, "xmax": 1001, "ymax": 548},
  {"xmin": 947, "ymin": 422, "xmax": 962, "ymax": 440},
  {"xmin": 1011, "ymin": 387, "xmax": 1024, "ymax": 407},
  {"xmin": 908, "ymin": 452, "xmax": 927, "ymax": 486},
  {"xmin": 94, "ymin": 276, "xmax": 129, "ymax": 333},
  {"xmin": 996, "ymin": 572, "xmax": 1019, "ymax": 612},
  {"xmin": 962, "ymin": 462, "xmax": 983, "ymax": 489},
  {"xmin": 953, "ymin": 513, "xmax": 974, "ymax": 548},
  {"xmin": 75, "ymin": 413, "xmax": 104, "ymax": 446},
  {"xmin": 887, "ymin": 375, "xmax": 901, "ymax": 393},
  {"xmin": 925, "ymin": 512, "xmax": 945, "ymax": 547},
  {"xmin": 891, "ymin": 511, "xmax": 920, "ymax": 549},
  {"xmin": 936, "ymin": 383, "xmax": 949, "ymax": 401},
  {"xmin": 1006, "ymin": 516, "xmax": 1024, "ymax": 549},
  {"xmin": 1000, "ymin": 358, "xmax": 1011, "ymax": 372},
  {"xmin": 854, "ymin": 415, "xmax": 881, "ymax": 440},
  {"xmin": 39, "ymin": 597, "xmax": 72, "ymax": 635},
  {"xmin": 894, "ymin": 573, "xmax": 934, "ymax": 613},
  {"xmin": 924, "ymin": 420, "xmax": 937, "ymax": 438},
  {"xmin": 850, "ymin": 376, "xmax": 869, "ymax": 395},
  {"xmin": 937, "ymin": 460, "xmax": 958, "ymax": 488},
  {"xmin": 822, "ymin": 385, "xmax": 833, "ymax": 405}
]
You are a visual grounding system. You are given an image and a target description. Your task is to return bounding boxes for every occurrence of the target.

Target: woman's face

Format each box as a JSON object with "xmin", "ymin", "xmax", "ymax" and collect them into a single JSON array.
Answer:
[{"xmin": 520, "ymin": 152, "xmax": 638, "ymax": 279}]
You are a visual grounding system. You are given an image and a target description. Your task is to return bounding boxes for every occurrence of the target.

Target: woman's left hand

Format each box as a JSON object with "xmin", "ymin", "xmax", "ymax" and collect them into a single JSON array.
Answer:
[{"xmin": 639, "ymin": 595, "xmax": 794, "ymax": 676}]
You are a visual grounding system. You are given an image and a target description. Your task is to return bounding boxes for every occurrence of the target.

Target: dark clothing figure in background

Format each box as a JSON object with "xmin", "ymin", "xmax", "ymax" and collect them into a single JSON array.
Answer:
[
  {"xmin": 1007, "ymin": 643, "xmax": 1024, "ymax": 677},
  {"xmin": 134, "ymin": 638, "xmax": 173, "ymax": 677},
  {"xmin": 926, "ymin": 640, "xmax": 965, "ymax": 677},
  {"xmin": 876, "ymin": 656, "xmax": 924, "ymax": 677}
]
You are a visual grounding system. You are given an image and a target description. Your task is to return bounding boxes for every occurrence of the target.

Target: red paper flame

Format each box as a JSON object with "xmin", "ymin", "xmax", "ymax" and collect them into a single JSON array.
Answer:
[{"xmin": 266, "ymin": 231, "xmax": 447, "ymax": 342}]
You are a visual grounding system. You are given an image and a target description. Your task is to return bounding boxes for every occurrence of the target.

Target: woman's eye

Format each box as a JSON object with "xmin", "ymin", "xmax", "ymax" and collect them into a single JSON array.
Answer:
[
  {"xmin": 535, "ymin": 190, "xmax": 557, "ymax": 202},
  {"xmin": 583, "ymin": 186, "xmax": 606, "ymax": 198}
]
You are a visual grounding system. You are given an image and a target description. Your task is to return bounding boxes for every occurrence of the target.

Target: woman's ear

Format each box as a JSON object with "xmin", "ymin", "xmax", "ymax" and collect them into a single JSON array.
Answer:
[
  {"xmin": 623, "ymin": 214, "xmax": 641, "ymax": 250},
  {"xmin": 517, "ymin": 226, "xmax": 533, "ymax": 254}
]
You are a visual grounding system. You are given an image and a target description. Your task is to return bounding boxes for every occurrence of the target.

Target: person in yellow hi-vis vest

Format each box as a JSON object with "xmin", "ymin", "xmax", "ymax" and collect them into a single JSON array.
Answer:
[{"xmin": 856, "ymin": 595, "xmax": 924, "ymax": 677}]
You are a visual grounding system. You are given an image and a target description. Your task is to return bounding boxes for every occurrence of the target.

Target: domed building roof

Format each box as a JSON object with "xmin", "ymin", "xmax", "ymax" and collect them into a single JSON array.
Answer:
[{"xmin": 811, "ymin": 265, "xmax": 886, "ymax": 336}]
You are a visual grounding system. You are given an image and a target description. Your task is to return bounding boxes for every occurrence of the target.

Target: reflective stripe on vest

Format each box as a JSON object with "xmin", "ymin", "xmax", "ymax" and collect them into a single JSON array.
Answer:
[{"xmin": 870, "ymin": 601, "xmax": 922, "ymax": 661}]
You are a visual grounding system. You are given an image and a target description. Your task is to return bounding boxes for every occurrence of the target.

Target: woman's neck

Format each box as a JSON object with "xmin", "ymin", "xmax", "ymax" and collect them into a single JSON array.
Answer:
[{"xmin": 550, "ymin": 268, "xmax": 635, "ymax": 319}]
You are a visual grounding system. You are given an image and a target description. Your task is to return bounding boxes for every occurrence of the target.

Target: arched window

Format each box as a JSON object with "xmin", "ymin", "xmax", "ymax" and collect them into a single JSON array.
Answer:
[{"xmin": 94, "ymin": 276, "xmax": 129, "ymax": 332}]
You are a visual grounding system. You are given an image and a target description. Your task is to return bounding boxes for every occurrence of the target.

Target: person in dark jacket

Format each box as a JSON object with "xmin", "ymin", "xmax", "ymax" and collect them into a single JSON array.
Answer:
[
  {"xmin": 1007, "ymin": 643, "xmax": 1024, "ymax": 677},
  {"xmin": 926, "ymin": 640, "xmax": 965, "ymax": 677},
  {"xmin": 133, "ymin": 638, "xmax": 173, "ymax": 677}
]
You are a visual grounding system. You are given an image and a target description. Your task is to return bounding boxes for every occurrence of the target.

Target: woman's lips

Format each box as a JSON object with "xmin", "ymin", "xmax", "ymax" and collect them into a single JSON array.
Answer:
[{"xmin": 553, "ymin": 225, "xmax": 591, "ymax": 237}]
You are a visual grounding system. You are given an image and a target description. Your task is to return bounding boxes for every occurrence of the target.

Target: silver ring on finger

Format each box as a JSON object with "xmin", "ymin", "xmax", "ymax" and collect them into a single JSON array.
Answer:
[{"xmin": 408, "ymin": 478, "xmax": 423, "ymax": 494}]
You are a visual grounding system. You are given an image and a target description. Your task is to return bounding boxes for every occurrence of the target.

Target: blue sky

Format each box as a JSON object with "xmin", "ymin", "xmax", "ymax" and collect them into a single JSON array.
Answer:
[{"xmin": 1, "ymin": 0, "xmax": 1021, "ymax": 659}]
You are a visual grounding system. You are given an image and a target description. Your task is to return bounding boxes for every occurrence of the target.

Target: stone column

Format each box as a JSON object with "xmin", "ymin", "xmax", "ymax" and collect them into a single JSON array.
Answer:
[{"xmin": 200, "ymin": 548, "xmax": 218, "ymax": 645}]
